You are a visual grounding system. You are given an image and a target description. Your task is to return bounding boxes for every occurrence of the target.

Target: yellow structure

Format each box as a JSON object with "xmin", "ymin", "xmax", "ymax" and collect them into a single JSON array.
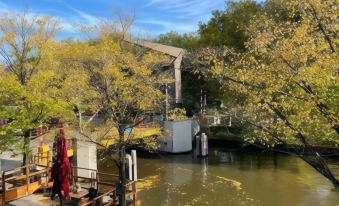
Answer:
[
  {"xmin": 35, "ymin": 142, "xmax": 73, "ymax": 166},
  {"xmin": 35, "ymin": 145, "xmax": 50, "ymax": 166},
  {"xmin": 100, "ymin": 127, "xmax": 161, "ymax": 146}
]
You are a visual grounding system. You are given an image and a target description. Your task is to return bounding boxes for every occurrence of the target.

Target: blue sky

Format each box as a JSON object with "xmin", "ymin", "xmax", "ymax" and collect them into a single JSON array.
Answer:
[{"xmin": 0, "ymin": 0, "xmax": 226, "ymax": 39}]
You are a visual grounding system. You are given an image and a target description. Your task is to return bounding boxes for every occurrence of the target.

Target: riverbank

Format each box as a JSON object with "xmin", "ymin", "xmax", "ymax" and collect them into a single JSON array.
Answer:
[{"xmin": 207, "ymin": 137, "xmax": 339, "ymax": 157}]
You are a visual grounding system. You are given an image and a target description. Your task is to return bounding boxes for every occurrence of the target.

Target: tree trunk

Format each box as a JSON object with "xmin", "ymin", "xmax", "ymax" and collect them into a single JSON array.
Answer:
[
  {"xmin": 301, "ymin": 151, "xmax": 339, "ymax": 188},
  {"xmin": 118, "ymin": 127, "xmax": 127, "ymax": 206},
  {"xmin": 265, "ymin": 101, "xmax": 339, "ymax": 188},
  {"xmin": 22, "ymin": 130, "xmax": 31, "ymax": 166}
]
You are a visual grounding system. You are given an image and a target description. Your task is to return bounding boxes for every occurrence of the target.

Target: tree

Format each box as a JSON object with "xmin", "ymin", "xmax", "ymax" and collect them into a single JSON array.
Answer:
[
  {"xmin": 155, "ymin": 31, "xmax": 200, "ymax": 49},
  {"xmin": 197, "ymin": 0, "xmax": 339, "ymax": 187},
  {"xmin": 155, "ymin": 1, "xmax": 263, "ymax": 116},
  {"xmin": 56, "ymin": 24, "xmax": 169, "ymax": 205},
  {"xmin": 198, "ymin": 0, "xmax": 262, "ymax": 51},
  {"xmin": 0, "ymin": 12, "xmax": 72, "ymax": 164}
]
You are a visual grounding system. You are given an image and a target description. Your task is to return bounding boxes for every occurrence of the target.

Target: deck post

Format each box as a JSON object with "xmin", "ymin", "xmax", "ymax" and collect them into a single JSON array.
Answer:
[
  {"xmin": 25, "ymin": 165, "xmax": 29, "ymax": 195},
  {"xmin": 131, "ymin": 150, "xmax": 137, "ymax": 181},
  {"xmin": 126, "ymin": 154, "xmax": 132, "ymax": 181}
]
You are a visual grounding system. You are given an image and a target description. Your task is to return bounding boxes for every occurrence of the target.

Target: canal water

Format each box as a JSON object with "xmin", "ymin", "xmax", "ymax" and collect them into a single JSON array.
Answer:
[{"xmin": 98, "ymin": 146, "xmax": 339, "ymax": 206}]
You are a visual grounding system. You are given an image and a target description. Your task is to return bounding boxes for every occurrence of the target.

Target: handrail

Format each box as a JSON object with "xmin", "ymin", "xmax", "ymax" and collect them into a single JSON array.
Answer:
[
  {"xmin": 72, "ymin": 166, "xmax": 97, "ymax": 172},
  {"xmin": 2, "ymin": 166, "xmax": 49, "ymax": 182},
  {"xmin": 27, "ymin": 169, "xmax": 48, "ymax": 178},
  {"xmin": 97, "ymin": 172, "xmax": 119, "ymax": 177},
  {"xmin": 3, "ymin": 163, "xmax": 49, "ymax": 175},
  {"xmin": 80, "ymin": 189, "xmax": 116, "ymax": 206},
  {"xmin": 2, "ymin": 164, "xmax": 34, "ymax": 173},
  {"xmin": 72, "ymin": 176, "xmax": 97, "ymax": 181},
  {"xmin": 3, "ymin": 175, "xmax": 27, "ymax": 182},
  {"xmin": 97, "ymin": 181, "xmax": 115, "ymax": 187}
]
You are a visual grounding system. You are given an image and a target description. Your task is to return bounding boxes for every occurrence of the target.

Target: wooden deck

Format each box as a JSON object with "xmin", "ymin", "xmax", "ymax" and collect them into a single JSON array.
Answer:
[{"xmin": 1, "ymin": 163, "xmax": 137, "ymax": 206}]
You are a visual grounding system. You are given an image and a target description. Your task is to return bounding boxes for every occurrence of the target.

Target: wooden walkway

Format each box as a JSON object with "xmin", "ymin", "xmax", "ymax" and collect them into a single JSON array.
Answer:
[{"xmin": 1, "ymin": 161, "xmax": 137, "ymax": 206}]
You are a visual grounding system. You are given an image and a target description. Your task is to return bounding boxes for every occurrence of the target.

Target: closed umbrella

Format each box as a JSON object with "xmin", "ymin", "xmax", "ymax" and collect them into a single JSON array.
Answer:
[{"xmin": 51, "ymin": 127, "xmax": 71, "ymax": 205}]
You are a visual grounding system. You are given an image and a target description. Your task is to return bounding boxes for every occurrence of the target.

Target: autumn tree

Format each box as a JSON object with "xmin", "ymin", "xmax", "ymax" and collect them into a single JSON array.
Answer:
[
  {"xmin": 195, "ymin": 0, "xmax": 339, "ymax": 187},
  {"xmin": 55, "ymin": 22, "xmax": 169, "ymax": 205},
  {"xmin": 0, "ymin": 12, "xmax": 73, "ymax": 164}
]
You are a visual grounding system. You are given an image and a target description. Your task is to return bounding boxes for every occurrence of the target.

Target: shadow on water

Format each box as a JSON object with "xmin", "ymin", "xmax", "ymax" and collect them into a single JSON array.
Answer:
[{"xmin": 99, "ymin": 145, "xmax": 339, "ymax": 206}]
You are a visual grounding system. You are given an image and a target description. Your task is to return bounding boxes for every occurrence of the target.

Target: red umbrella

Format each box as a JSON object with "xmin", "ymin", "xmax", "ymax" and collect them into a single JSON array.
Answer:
[{"xmin": 51, "ymin": 127, "xmax": 71, "ymax": 204}]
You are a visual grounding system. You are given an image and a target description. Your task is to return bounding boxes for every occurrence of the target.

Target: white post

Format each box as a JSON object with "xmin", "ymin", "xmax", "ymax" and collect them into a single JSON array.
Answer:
[
  {"xmin": 201, "ymin": 133, "xmax": 208, "ymax": 157},
  {"xmin": 131, "ymin": 150, "xmax": 137, "ymax": 181},
  {"xmin": 195, "ymin": 135, "xmax": 200, "ymax": 156},
  {"xmin": 126, "ymin": 154, "xmax": 133, "ymax": 181}
]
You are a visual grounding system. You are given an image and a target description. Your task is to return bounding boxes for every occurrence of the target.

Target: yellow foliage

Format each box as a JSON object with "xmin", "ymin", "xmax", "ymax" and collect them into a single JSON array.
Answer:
[{"xmin": 202, "ymin": 0, "xmax": 339, "ymax": 146}]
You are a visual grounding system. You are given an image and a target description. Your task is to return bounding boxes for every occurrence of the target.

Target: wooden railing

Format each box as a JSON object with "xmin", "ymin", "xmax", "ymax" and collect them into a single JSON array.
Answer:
[
  {"xmin": 0, "ymin": 158, "xmax": 136, "ymax": 206},
  {"xmin": 71, "ymin": 166, "xmax": 118, "ymax": 191},
  {"xmin": 0, "ymin": 163, "xmax": 51, "ymax": 205},
  {"xmin": 29, "ymin": 125, "xmax": 49, "ymax": 137},
  {"xmin": 70, "ymin": 166, "xmax": 136, "ymax": 206}
]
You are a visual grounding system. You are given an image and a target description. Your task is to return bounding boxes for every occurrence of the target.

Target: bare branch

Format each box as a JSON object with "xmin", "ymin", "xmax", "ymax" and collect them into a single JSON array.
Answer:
[{"xmin": 308, "ymin": 3, "xmax": 336, "ymax": 53}]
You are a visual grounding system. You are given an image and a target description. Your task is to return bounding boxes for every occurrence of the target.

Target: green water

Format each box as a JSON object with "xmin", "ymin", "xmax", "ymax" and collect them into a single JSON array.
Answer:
[{"xmin": 98, "ymin": 146, "xmax": 339, "ymax": 206}]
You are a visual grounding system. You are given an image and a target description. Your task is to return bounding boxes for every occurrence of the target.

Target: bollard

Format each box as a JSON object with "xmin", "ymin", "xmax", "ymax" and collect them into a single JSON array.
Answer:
[
  {"xmin": 201, "ymin": 133, "xmax": 208, "ymax": 157},
  {"xmin": 195, "ymin": 135, "xmax": 201, "ymax": 156},
  {"xmin": 126, "ymin": 154, "xmax": 133, "ymax": 180},
  {"xmin": 131, "ymin": 150, "xmax": 137, "ymax": 181}
]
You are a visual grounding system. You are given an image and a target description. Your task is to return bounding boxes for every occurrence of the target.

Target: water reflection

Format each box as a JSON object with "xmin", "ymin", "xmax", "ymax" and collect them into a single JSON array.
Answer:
[{"xmin": 98, "ymin": 146, "xmax": 339, "ymax": 206}]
